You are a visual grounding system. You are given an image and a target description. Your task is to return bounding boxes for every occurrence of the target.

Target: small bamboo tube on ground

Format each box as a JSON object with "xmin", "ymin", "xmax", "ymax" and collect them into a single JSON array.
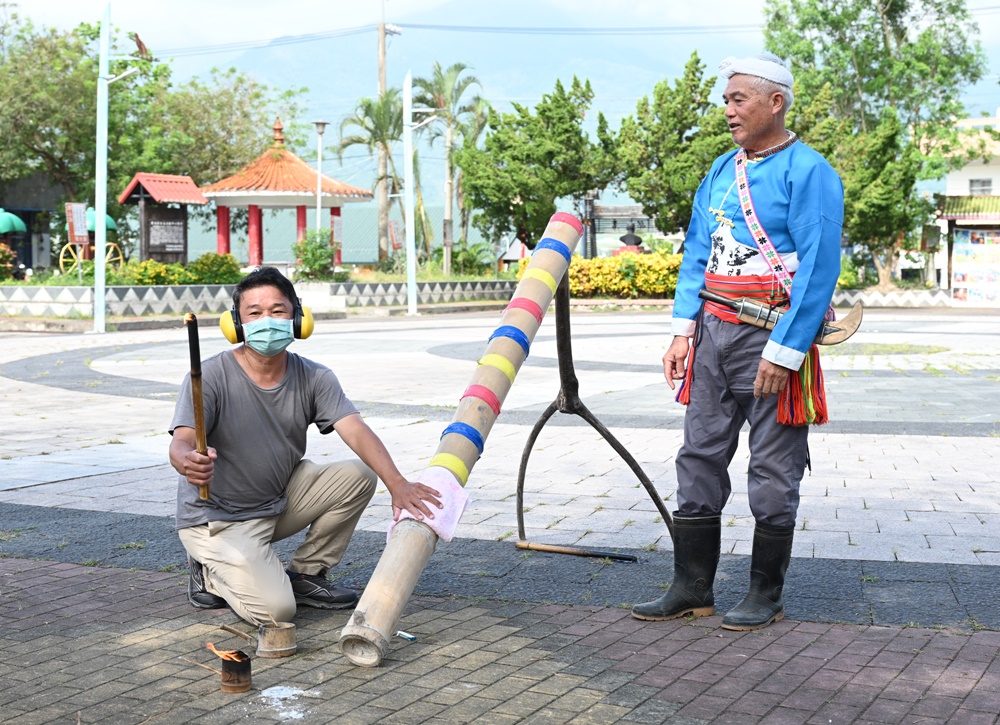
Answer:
[{"xmin": 339, "ymin": 213, "xmax": 583, "ymax": 667}]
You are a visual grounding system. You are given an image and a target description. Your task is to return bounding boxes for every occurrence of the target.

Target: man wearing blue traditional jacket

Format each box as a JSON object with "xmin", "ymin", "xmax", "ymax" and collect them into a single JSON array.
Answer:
[{"xmin": 632, "ymin": 53, "xmax": 844, "ymax": 630}]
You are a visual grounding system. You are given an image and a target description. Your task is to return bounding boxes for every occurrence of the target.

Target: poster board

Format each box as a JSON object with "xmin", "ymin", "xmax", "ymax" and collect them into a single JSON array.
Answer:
[
  {"xmin": 952, "ymin": 228, "xmax": 1000, "ymax": 306},
  {"xmin": 65, "ymin": 203, "xmax": 89, "ymax": 244}
]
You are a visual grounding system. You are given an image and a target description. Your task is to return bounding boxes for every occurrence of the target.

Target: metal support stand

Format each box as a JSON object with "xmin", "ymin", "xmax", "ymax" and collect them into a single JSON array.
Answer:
[{"xmin": 515, "ymin": 274, "xmax": 673, "ymax": 560}]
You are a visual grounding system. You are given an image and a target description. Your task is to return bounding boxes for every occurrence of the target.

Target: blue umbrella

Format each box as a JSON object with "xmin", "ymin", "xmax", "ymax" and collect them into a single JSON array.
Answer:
[{"xmin": 0, "ymin": 208, "xmax": 27, "ymax": 235}]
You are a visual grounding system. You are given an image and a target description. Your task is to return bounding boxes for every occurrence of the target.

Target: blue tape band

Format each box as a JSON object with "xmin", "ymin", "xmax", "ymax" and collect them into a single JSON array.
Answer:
[
  {"xmin": 536, "ymin": 237, "xmax": 572, "ymax": 263},
  {"xmin": 441, "ymin": 422, "xmax": 485, "ymax": 455},
  {"xmin": 489, "ymin": 325, "xmax": 531, "ymax": 358}
]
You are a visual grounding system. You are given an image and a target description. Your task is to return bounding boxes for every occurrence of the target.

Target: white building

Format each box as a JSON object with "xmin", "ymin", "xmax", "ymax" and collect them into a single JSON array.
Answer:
[{"xmin": 936, "ymin": 115, "xmax": 1000, "ymax": 306}]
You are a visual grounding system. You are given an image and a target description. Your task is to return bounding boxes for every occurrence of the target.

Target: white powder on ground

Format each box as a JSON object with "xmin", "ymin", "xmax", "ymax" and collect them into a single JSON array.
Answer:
[{"xmin": 259, "ymin": 686, "xmax": 318, "ymax": 721}]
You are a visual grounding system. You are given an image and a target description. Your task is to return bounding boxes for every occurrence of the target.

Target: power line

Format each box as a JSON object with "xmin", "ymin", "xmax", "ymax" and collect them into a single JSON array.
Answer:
[
  {"xmin": 396, "ymin": 23, "xmax": 754, "ymax": 35},
  {"xmin": 155, "ymin": 10, "xmax": 1000, "ymax": 59},
  {"xmin": 154, "ymin": 22, "xmax": 750, "ymax": 57}
]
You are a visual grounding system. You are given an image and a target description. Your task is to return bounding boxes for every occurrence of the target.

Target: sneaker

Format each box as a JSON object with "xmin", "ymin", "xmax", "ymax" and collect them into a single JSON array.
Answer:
[
  {"xmin": 188, "ymin": 557, "xmax": 227, "ymax": 610},
  {"xmin": 288, "ymin": 570, "xmax": 358, "ymax": 610}
]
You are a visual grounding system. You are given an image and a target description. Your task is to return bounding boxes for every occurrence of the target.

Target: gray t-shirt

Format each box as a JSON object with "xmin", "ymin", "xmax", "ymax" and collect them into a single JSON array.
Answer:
[{"xmin": 170, "ymin": 350, "xmax": 358, "ymax": 529}]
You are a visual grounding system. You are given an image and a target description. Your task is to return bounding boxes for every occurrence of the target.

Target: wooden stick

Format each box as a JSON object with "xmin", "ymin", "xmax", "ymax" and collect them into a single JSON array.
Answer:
[
  {"xmin": 184, "ymin": 313, "xmax": 210, "ymax": 501},
  {"xmin": 515, "ymin": 540, "xmax": 638, "ymax": 562},
  {"xmin": 220, "ymin": 624, "xmax": 256, "ymax": 643},
  {"xmin": 180, "ymin": 656, "xmax": 221, "ymax": 675}
]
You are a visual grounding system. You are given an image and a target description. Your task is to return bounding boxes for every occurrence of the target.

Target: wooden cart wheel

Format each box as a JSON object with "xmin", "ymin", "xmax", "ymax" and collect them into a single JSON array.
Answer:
[
  {"xmin": 105, "ymin": 242, "xmax": 125, "ymax": 270},
  {"xmin": 59, "ymin": 243, "xmax": 81, "ymax": 273}
]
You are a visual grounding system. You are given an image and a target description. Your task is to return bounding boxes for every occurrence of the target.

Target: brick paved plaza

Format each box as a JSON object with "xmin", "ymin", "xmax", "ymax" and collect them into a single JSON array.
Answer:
[{"xmin": 1, "ymin": 307, "xmax": 998, "ymax": 723}]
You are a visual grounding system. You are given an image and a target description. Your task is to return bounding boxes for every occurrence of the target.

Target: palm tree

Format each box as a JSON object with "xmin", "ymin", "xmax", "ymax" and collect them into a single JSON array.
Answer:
[
  {"xmin": 455, "ymin": 97, "xmax": 492, "ymax": 248},
  {"xmin": 414, "ymin": 62, "xmax": 481, "ymax": 275},
  {"xmin": 338, "ymin": 88, "xmax": 403, "ymax": 260},
  {"xmin": 412, "ymin": 150, "xmax": 434, "ymax": 260}
]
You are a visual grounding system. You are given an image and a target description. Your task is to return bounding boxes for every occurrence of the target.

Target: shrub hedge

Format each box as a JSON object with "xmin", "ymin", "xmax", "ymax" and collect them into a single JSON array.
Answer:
[{"xmin": 519, "ymin": 250, "xmax": 683, "ymax": 298}]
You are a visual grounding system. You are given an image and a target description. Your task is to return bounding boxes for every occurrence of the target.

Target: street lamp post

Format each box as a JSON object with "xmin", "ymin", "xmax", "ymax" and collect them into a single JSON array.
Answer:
[
  {"xmin": 92, "ymin": 3, "xmax": 138, "ymax": 334},
  {"xmin": 313, "ymin": 121, "xmax": 329, "ymax": 234},
  {"xmin": 93, "ymin": 5, "xmax": 111, "ymax": 334}
]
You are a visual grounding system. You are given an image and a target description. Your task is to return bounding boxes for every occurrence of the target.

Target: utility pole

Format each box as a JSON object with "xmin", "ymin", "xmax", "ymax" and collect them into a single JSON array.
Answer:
[{"xmin": 377, "ymin": 21, "xmax": 389, "ymax": 261}]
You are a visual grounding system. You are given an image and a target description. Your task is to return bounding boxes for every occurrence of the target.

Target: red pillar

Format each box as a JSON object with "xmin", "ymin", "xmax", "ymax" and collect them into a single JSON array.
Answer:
[
  {"xmin": 216, "ymin": 206, "xmax": 231, "ymax": 255},
  {"xmin": 296, "ymin": 206, "xmax": 307, "ymax": 243},
  {"xmin": 248, "ymin": 205, "xmax": 263, "ymax": 267},
  {"xmin": 330, "ymin": 206, "xmax": 342, "ymax": 266}
]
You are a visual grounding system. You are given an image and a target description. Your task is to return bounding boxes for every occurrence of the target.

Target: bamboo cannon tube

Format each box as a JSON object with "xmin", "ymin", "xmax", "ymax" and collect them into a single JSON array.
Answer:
[{"xmin": 339, "ymin": 212, "xmax": 583, "ymax": 666}]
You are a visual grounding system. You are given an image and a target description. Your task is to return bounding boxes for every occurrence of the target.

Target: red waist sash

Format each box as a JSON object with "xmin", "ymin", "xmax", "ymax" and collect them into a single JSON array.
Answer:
[{"xmin": 703, "ymin": 271, "xmax": 789, "ymax": 323}]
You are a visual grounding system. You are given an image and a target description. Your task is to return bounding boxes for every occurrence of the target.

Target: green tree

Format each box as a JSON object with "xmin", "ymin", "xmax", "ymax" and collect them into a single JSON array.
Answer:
[
  {"xmin": 455, "ymin": 97, "xmax": 492, "ymax": 245},
  {"xmin": 616, "ymin": 52, "xmax": 732, "ymax": 234},
  {"xmin": 338, "ymin": 89, "xmax": 403, "ymax": 260},
  {"xmin": 0, "ymin": 15, "xmax": 165, "ymax": 204},
  {"xmin": 764, "ymin": 0, "xmax": 987, "ymax": 285},
  {"xmin": 838, "ymin": 108, "xmax": 926, "ymax": 287},
  {"xmin": 412, "ymin": 149, "xmax": 434, "ymax": 259},
  {"xmin": 152, "ymin": 68, "xmax": 306, "ymax": 187},
  {"xmin": 414, "ymin": 61, "xmax": 481, "ymax": 273},
  {"xmin": 0, "ymin": 10, "xmax": 305, "ymax": 246},
  {"xmin": 456, "ymin": 77, "xmax": 615, "ymax": 247}
]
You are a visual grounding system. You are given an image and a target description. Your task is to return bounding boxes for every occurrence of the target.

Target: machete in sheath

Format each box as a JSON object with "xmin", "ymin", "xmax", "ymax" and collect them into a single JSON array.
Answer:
[{"xmin": 697, "ymin": 289, "xmax": 863, "ymax": 345}]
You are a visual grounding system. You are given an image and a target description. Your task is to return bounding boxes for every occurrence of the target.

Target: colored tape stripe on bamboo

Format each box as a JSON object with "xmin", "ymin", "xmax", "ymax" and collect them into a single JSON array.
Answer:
[
  {"xmin": 523, "ymin": 268, "xmax": 557, "ymax": 295},
  {"xmin": 505, "ymin": 297, "xmax": 544, "ymax": 325},
  {"xmin": 488, "ymin": 326, "xmax": 531, "ymax": 358},
  {"xmin": 550, "ymin": 211, "xmax": 584, "ymax": 235},
  {"xmin": 535, "ymin": 237, "xmax": 572, "ymax": 263},
  {"xmin": 478, "ymin": 354, "xmax": 516, "ymax": 383},
  {"xmin": 461, "ymin": 385, "xmax": 501, "ymax": 417},
  {"xmin": 429, "ymin": 453, "xmax": 470, "ymax": 485},
  {"xmin": 441, "ymin": 422, "xmax": 485, "ymax": 455}
]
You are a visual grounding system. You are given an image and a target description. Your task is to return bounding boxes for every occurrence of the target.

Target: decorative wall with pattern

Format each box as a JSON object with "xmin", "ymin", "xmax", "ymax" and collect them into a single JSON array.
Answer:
[
  {"xmin": 331, "ymin": 280, "xmax": 517, "ymax": 307},
  {"xmin": 0, "ymin": 280, "xmax": 518, "ymax": 317}
]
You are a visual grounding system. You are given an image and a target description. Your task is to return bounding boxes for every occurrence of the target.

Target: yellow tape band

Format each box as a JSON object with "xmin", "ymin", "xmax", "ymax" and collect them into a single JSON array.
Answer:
[
  {"xmin": 429, "ymin": 453, "xmax": 470, "ymax": 486},
  {"xmin": 478, "ymin": 354, "xmax": 517, "ymax": 383},
  {"xmin": 523, "ymin": 268, "xmax": 558, "ymax": 295}
]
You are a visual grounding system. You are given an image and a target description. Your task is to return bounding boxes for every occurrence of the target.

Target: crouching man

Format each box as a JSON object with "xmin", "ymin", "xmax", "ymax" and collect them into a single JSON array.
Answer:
[{"xmin": 169, "ymin": 266, "xmax": 441, "ymax": 625}]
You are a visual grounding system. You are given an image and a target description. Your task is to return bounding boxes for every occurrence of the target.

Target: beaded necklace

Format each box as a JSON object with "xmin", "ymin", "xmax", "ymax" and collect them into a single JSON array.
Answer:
[{"xmin": 746, "ymin": 131, "xmax": 797, "ymax": 161}]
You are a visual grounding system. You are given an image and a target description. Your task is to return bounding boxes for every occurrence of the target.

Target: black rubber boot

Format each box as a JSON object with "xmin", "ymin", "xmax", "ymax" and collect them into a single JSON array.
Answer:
[
  {"xmin": 631, "ymin": 514, "xmax": 721, "ymax": 621},
  {"xmin": 722, "ymin": 522, "xmax": 794, "ymax": 631}
]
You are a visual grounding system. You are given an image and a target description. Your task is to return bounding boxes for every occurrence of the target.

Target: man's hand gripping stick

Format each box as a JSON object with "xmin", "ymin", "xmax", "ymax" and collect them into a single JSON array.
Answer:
[{"xmin": 184, "ymin": 313, "xmax": 210, "ymax": 501}]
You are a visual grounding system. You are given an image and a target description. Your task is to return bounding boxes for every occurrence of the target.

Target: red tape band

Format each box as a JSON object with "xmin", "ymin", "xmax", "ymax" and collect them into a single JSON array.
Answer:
[
  {"xmin": 462, "ymin": 384, "xmax": 501, "ymax": 417},
  {"xmin": 505, "ymin": 297, "xmax": 544, "ymax": 325},
  {"xmin": 549, "ymin": 212, "xmax": 583, "ymax": 235}
]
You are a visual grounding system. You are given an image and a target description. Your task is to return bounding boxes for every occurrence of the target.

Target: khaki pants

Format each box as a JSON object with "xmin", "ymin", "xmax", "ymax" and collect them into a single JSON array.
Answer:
[{"xmin": 178, "ymin": 458, "xmax": 376, "ymax": 625}]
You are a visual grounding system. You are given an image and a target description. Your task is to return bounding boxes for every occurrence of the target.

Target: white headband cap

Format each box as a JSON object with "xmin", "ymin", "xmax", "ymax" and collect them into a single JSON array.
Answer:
[{"xmin": 719, "ymin": 52, "xmax": 793, "ymax": 88}]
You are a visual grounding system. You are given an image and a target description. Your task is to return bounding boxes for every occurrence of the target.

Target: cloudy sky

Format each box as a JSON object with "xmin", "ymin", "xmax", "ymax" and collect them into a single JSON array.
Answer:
[
  {"xmin": 11, "ymin": 0, "xmax": 1000, "ymax": 198},
  {"xmin": 16, "ymin": 0, "xmax": 1000, "ymax": 115}
]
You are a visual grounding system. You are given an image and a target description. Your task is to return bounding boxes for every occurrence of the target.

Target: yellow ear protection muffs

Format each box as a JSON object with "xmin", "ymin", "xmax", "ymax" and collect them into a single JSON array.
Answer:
[{"xmin": 220, "ymin": 298, "xmax": 314, "ymax": 344}]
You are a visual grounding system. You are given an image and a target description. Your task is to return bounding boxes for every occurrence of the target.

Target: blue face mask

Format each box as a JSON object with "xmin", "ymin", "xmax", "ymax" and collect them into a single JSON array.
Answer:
[{"xmin": 243, "ymin": 317, "xmax": 294, "ymax": 357}]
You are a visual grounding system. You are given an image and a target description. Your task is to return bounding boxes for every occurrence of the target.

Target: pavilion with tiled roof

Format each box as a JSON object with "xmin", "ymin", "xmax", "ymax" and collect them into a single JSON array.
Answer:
[{"xmin": 202, "ymin": 119, "xmax": 373, "ymax": 266}]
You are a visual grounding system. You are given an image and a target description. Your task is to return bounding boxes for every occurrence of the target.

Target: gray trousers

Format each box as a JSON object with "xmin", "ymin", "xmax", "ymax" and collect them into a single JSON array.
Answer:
[{"xmin": 675, "ymin": 313, "xmax": 808, "ymax": 527}]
